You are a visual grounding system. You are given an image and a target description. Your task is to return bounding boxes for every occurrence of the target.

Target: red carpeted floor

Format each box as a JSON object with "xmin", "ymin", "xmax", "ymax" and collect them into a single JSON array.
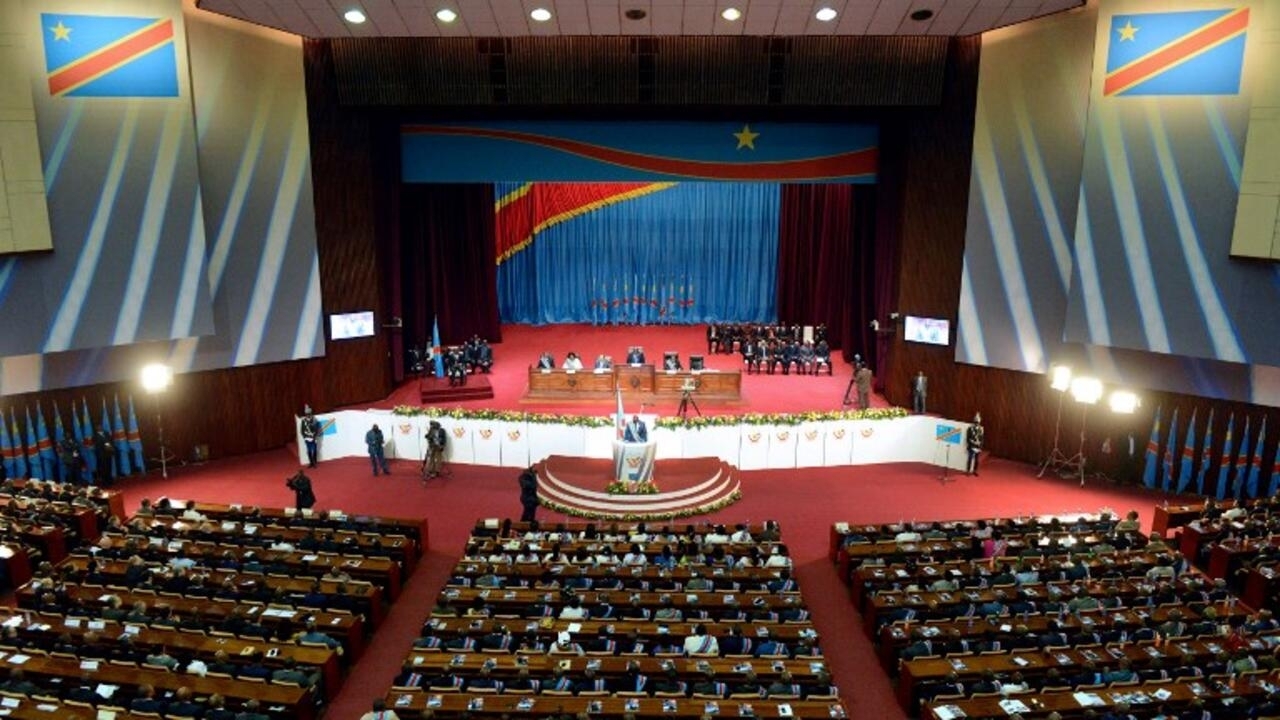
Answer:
[
  {"xmin": 103, "ymin": 448, "xmax": 1176, "ymax": 719},
  {"xmin": 372, "ymin": 324, "xmax": 882, "ymax": 416}
]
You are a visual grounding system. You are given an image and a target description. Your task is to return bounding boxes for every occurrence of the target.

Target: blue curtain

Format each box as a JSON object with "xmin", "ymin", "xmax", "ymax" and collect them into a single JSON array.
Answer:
[{"xmin": 497, "ymin": 182, "xmax": 779, "ymax": 324}]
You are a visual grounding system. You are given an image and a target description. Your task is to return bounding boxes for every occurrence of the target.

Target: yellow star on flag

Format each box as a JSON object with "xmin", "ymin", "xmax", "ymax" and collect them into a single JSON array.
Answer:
[
  {"xmin": 1116, "ymin": 20, "xmax": 1138, "ymax": 42},
  {"xmin": 50, "ymin": 20, "xmax": 72, "ymax": 41},
  {"xmin": 733, "ymin": 124, "xmax": 760, "ymax": 150}
]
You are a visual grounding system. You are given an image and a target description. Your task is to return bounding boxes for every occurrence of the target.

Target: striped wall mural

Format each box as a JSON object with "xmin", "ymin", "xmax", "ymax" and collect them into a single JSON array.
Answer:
[{"xmin": 0, "ymin": 1, "xmax": 322, "ymax": 396}]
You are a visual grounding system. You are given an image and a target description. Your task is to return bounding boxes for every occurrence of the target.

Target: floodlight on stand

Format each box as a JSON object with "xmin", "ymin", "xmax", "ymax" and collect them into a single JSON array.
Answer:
[
  {"xmin": 1109, "ymin": 390, "xmax": 1140, "ymax": 414},
  {"xmin": 1049, "ymin": 365, "xmax": 1072, "ymax": 392},
  {"xmin": 1070, "ymin": 376, "xmax": 1103, "ymax": 405},
  {"xmin": 140, "ymin": 363, "xmax": 176, "ymax": 479}
]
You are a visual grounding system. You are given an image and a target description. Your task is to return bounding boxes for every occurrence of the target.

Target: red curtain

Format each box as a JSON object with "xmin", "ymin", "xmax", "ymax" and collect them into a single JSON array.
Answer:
[
  {"xmin": 399, "ymin": 184, "xmax": 502, "ymax": 350},
  {"xmin": 776, "ymin": 184, "xmax": 879, "ymax": 364}
]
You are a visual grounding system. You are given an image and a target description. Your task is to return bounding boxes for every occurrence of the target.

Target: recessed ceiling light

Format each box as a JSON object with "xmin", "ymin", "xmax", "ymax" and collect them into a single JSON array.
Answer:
[
  {"xmin": 624, "ymin": 8, "xmax": 647, "ymax": 21},
  {"xmin": 815, "ymin": 7, "xmax": 838, "ymax": 22},
  {"xmin": 909, "ymin": 9, "xmax": 934, "ymax": 21},
  {"xmin": 343, "ymin": 8, "xmax": 367, "ymax": 24},
  {"xmin": 530, "ymin": 7, "xmax": 552, "ymax": 22},
  {"xmin": 436, "ymin": 8, "xmax": 457, "ymax": 23},
  {"xmin": 721, "ymin": 7, "xmax": 742, "ymax": 21}
]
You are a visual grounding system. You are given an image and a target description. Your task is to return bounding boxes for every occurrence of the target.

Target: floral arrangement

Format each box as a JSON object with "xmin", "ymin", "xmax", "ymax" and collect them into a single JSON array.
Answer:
[
  {"xmin": 654, "ymin": 407, "xmax": 908, "ymax": 429},
  {"xmin": 539, "ymin": 490, "xmax": 742, "ymax": 521},
  {"xmin": 605, "ymin": 481, "xmax": 660, "ymax": 495},
  {"xmin": 391, "ymin": 406, "xmax": 612, "ymax": 428}
]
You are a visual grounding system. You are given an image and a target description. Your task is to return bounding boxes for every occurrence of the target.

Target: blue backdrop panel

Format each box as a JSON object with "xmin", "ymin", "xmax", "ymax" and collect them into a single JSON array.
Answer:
[{"xmin": 497, "ymin": 182, "xmax": 779, "ymax": 325}]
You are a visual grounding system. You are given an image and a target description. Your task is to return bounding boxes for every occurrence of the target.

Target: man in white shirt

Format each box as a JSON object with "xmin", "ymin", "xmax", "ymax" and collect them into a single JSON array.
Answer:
[
  {"xmin": 704, "ymin": 525, "xmax": 730, "ymax": 544},
  {"xmin": 562, "ymin": 352, "xmax": 584, "ymax": 371},
  {"xmin": 730, "ymin": 524, "xmax": 754, "ymax": 543},
  {"xmin": 359, "ymin": 699, "xmax": 400, "ymax": 720}
]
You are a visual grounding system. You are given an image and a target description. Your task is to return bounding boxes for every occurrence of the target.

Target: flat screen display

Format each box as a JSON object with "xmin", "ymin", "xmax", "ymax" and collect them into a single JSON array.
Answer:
[
  {"xmin": 329, "ymin": 311, "xmax": 375, "ymax": 340},
  {"xmin": 904, "ymin": 315, "xmax": 950, "ymax": 346}
]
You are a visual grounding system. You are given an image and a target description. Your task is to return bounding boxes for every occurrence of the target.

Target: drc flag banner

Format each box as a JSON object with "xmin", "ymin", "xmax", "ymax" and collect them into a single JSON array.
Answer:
[
  {"xmin": 41, "ymin": 13, "xmax": 179, "ymax": 97},
  {"xmin": 936, "ymin": 425, "xmax": 963, "ymax": 445},
  {"xmin": 1104, "ymin": 9, "xmax": 1249, "ymax": 96}
]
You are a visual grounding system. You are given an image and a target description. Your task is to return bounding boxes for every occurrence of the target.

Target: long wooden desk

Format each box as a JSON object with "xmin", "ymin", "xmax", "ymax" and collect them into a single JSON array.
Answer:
[
  {"xmin": 526, "ymin": 366, "xmax": 742, "ymax": 401},
  {"xmin": 0, "ymin": 652, "xmax": 315, "ymax": 720},
  {"xmin": 13, "ymin": 611, "xmax": 342, "ymax": 701},
  {"xmin": 422, "ymin": 617, "xmax": 817, "ymax": 645},
  {"xmin": 402, "ymin": 653, "xmax": 827, "ymax": 682},
  {"xmin": 386, "ymin": 692, "xmax": 844, "ymax": 718},
  {"xmin": 925, "ymin": 676, "xmax": 1271, "ymax": 720},
  {"xmin": 442, "ymin": 587, "xmax": 805, "ymax": 614},
  {"xmin": 175, "ymin": 501, "xmax": 429, "ymax": 554}
]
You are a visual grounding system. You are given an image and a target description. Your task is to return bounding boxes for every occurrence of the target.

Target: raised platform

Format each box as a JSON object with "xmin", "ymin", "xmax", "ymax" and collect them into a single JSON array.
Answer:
[
  {"xmin": 419, "ymin": 375, "xmax": 494, "ymax": 403},
  {"xmin": 525, "ymin": 366, "xmax": 742, "ymax": 403},
  {"xmin": 536, "ymin": 455, "xmax": 741, "ymax": 520}
]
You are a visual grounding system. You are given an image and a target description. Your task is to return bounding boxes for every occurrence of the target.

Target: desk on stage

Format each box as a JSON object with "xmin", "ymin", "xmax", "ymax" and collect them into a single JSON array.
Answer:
[{"xmin": 526, "ymin": 365, "xmax": 741, "ymax": 401}]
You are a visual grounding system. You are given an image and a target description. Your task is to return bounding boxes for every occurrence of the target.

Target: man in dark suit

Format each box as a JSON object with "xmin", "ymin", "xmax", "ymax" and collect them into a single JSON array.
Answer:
[
  {"xmin": 626, "ymin": 346, "xmax": 646, "ymax": 365},
  {"xmin": 966, "ymin": 414, "xmax": 985, "ymax": 475},
  {"xmin": 624, "ymin": 415, "xmax": 648, "ymax": 443},
  {"xmin": 300, "ymin": 408, "xmax": 321, "ymax": 468},
  {"xmin": 537, "ymin": 351, "xmax": 555, "ymax": 370},
  {"xmin": 518, "ymin": 467, "xmax": 539, "ymax": 522}
]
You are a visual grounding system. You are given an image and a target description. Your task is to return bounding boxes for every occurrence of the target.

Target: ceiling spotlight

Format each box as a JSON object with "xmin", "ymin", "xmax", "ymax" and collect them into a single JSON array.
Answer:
[
  {"xmin": 1069, "ymin": 377, "xmax": 1103, "ymax": 405},
  {"xmin": 140, "ymin": 363, "xmax": 174, "ymax": 393},
  {"xmin": 1108, "ymin": 391, "xmax": 1140, "ymax": 415},
  {"xmin": 721, "ymin": 7, "xmax": 742, "ymax": 21},
  {"xmin": 815, "ymin": 7, "xmax": 838, "ymax": 22},
  {"xmin": 343, "ymin": 8, "xmax": 367, "ymax": 24},
  {"xmin": 909, "ymin": 9, "xmax": 934, "ymax": 22},
  {"xmin": 435, "ymin": 8, "xmax": 457, "ymax": 23},
  {"xmin": 530, "ymin": 7, "xmax": 552, "ymax": 21}
]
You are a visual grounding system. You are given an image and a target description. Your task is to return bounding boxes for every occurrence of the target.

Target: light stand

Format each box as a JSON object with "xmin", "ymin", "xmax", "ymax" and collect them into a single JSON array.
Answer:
[
  {"xmin": 676, "ymin": 380, "xmax": 701, "ymax": 420},
  {"xmin": 141, "ymin": 364, "xmax": 176, "ymax": 479},
  {"xmin": 1038, "ymin": 366, "xmax": 1077, "ymax": 479},
  {"xmin": 1040, "ymin": 374, "xmax": 1101, "ymax": 487}
]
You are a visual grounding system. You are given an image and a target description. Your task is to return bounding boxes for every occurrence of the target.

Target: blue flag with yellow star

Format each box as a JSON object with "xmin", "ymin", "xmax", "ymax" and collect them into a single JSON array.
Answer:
[
  {"xmin": 41, "ymin": 13, "xmax": 179, "ymax": 98},
  {"xmin": 1104, "ymin": 9, "xmax": 1250, "ymax": 97}
]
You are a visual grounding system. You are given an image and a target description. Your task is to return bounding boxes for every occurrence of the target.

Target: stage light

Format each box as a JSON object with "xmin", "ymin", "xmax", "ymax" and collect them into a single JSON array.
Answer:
[
  {"xmin": 141, "ymin": 363, "xmax": 173, "ymax": 393},
  {"xmin": 1070, "ymin": 376, "xmax": 1103, "ymax": 405},
  {"xmin": 1049, "ymin": 365, "xmax": 1072, "ymax": 392},
  {"xmin": 721, "ymin": 7, "xmax": 742, "ymax": 21},
  {"xmin": 815, "ymin": 7, "xmax": 838, "ymax": 21},
  {"xmin": 436, "ymin": 8, "xmax": 457, "ymax": 23},
  {"xmin": 343, "ymin": 8, "xmax": 367, "ymax": 24},
  {"xmin": 1109, "ymin": 390, "xmax": 1140, "ymax": 414},
  {"xmin": 530, "ymin": 7, "xmax": 552, "ymax": 21}
]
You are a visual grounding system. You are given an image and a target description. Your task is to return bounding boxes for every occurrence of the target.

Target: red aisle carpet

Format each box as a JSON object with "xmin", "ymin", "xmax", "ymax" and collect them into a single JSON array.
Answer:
[
  {"xmin": 373, "ymin": 324, "xmax": 882, "ymax": 416},
  {"xmin": 95, "ymin": 449, "xmax": 1176, "ymax": 720}
]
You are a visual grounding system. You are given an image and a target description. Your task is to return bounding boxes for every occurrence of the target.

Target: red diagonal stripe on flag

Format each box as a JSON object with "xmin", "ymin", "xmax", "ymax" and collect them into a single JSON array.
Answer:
[
  {"xmin": 1104, "ymin": 9, "xmax": 1250, "ymax": 96},
  {"xmin": 47, "ymin": 20, "xmax": 174, "ymax": 96}
]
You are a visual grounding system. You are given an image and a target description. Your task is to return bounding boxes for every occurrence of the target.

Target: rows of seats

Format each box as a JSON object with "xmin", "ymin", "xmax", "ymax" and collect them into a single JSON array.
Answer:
[
  {"xmin": 1, "ymin": 498, "xmax": 426, "ymax": 720},
  {"xmin": 378, "ymin": 520, "xmax": 849, "ymax": 719},
  {"xmin": 830, "ymin": 511, "xmax": 1280, "ymax": 719},
  {"xmin": 0, "ymin": 479, "xmax": 122, "ymax": 586}
]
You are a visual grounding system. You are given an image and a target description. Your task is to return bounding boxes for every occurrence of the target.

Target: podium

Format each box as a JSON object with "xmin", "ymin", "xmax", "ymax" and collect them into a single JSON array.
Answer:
[{"xmin": 612, "ymin": 439, "xmax": 657, "ymax": 485}]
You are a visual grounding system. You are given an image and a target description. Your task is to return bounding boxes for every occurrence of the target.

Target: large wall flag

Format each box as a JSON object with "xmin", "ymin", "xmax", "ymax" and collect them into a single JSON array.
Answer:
[
  {"xmin": 1142, "ymin": 406, "xmax": 1162, "ymax": 490},
  {"xmin": 1103, "ymin": 9, "xmax": 1249, "ymax": 96},
  {"xmin": 41, "ymin": 14, "xmax": 179, "ymax": 97}
]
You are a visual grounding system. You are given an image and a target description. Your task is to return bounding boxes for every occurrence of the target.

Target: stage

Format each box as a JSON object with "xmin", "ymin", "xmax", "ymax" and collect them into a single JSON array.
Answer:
[
  {"xmin": 535, "ymin": 455, "xmax": 741, "ymax": 520},
  {"xmin": 382, "ymin": 323, "xmax": 884, "ymax": 416}
]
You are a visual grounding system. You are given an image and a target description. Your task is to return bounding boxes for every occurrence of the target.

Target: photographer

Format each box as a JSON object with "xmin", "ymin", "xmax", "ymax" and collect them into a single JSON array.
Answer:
[
  {"xmin": 423, "ymin": 420, "xmax": 447, "ymax": 479},
  {"xmin": 286, "ymin": 470, "xmax": 315, "ymax": 511}
]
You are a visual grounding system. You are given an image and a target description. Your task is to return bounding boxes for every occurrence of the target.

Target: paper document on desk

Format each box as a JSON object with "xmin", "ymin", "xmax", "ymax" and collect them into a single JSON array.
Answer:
[
  {"xmin": 932, "ymin": 707, "xmax": 966, "ymax": 720},
  {"xmin": 998, "ymin": 699, "xmax": 1030, "ymax": 714},
  {"xmin": 1073, "ymin": 692, "xmax": 1105, "ymax": 707}
]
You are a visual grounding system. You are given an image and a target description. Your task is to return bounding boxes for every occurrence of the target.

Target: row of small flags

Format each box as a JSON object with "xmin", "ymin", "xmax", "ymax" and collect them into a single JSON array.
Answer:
[
  {"xmin": 0, "ymin": 396, "xmax": 145, "ymax": 483},
  {"xmin": 1142, "ymin": 407, "xmax": 1278, "ymax": 500}
]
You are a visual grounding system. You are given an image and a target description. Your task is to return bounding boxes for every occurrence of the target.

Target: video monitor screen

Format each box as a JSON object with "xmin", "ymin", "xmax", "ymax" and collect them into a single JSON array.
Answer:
[
  {"xmin": 329, "ymin": 311, "xmax": 375, "ymax": 340},
  {"xmin": 904, "ymin": 316, "xmax": 950, "ymax": 346}
]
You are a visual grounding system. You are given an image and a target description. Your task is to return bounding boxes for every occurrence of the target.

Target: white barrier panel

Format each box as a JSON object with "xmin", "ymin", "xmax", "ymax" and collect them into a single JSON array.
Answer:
[
  {"xmin": 500, "ymin": 421, "xmax": 530, "ymax": 468},
  {"xmin": 823, "ymin": 421, "xmax": 855, "ymax": 466},
  {"xmin": 440, "ymin": 418, "xmax": 474, "ymax": 465},
  {"xmin": 652, "ymin": 427, "xmax": 683, "ymax": 460},
  {"xmin": 738, "ymin": 426, "xmax": 770, "ymax": 470},
  {"xmin": 584, "ymin": 426, "xmax": 617, "ymax": 459},
  {"xmin": 390, "ymin": 416, "xmax": 424, "ymax": 461},
  {"xmin": 681, "ymin": 426, "xmax": 739, "ymax": 465},
  {"xmin": 471, "ymin": 421, "xmax": 502, "ymax": 466},
  {"xmin": 528, "ymin": 423, "xmax": 586, "ymax": 464},
  {"xmin": 767, "ymin": 426, "xmax": 799, "ymax": 468},
  {"xmin": 795, "ymin": 423, "xmax": 825, "ymax": 468}
]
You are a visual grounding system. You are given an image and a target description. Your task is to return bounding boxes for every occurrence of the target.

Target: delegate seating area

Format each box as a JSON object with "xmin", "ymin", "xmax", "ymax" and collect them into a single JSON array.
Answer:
[
  {"xmin": 0, "ymin": 480, "xmax": 122, "ymax": 587},
  {"xmin": 382, "ymin": 520, "xmax": 849, "ymax": 719},
  {"xmin": 831, "ymin": 511, "xmax": 1280, "ymax": 719},
  {"xmin": 1161, "ymin": 496, "xmax": 1280, "ymax": 612},
  {"xmin": 2, "ymin": 497, "xmax": 427, "ymax": 720}
]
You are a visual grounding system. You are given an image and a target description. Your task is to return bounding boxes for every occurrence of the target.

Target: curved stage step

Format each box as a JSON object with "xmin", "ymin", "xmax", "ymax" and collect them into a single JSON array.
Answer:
[{"xmin": 536, "ymin": 455, "xmax": 741, "ymax": 520}]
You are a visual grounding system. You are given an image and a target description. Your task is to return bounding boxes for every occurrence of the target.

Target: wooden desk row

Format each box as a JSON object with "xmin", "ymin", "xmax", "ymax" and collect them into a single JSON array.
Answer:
[
  {"xmin": 423, "ymin": 617, "xmax": 817, "ymax": 645},
  {"xmin": 16, "ymin": 584, "xmax": 367, "ymax": 660},
  {"xmin": 386, "ymin": 691, "xmax": 843, "ymax": 719},
  {"xmin": 443, "ymin": 587, "xmax": 806, "ymax": 615},
  {"xmin": 925, "ymin": 674, "xmax": 1274, "ymax": 720},
  {"xmin": 8, "ymin": 611, "xmax": 342, "ymax": 701},
  {"xmin": 829, "ymin": 515, "xmax": 1117, "ymax": 564},
  {"xmin": 402, "ymin": 652, "xmax": 827, "ymax": 682},
  {"xmin": 526, "ymin": 366, "xmax": 742, "ymax": 401},
  {"xmin": 175, "ymin": 500, "xmax": 428, "ymax": 553}
]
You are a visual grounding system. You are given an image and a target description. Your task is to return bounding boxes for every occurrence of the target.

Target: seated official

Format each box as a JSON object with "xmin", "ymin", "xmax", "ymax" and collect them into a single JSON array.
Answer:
[
  {"xmin": 780, "ymin": 341, "xmax": 799, "ymax": 375},
  {"xmin": 663, "ymin": 354, "xmax": 682, "ymax": 371},
  {"xmin": 594, "ymin": 354, "xmax": 612, "ymax": 370},
  {"xmin": 813, "ymin": 340, "xmax": 832, "ymax": 375},
  {"xmin": 475, "ymin": 339, "xmax": 494, "ymax": 372},
  {"xmin": 626, "ymin": 346, "xmax": 646, "ymax": 365},
  {"xmin": 798, "ymin": 342, "xmax": 816, "ymax": 374},
  {"xmin": 563, "ymin": 352, "xmax": 584, "ymax": 371},
  {"xmin": 624, "ymin": 414, "xmax": 648, "ymax": 443},
  {"xmin": 741, "ymin": 341, "xmax": 759, "ymax": 374},
  {"xmin": 537, "ymin": 352, "xmax": 555, "ymax": 370}
]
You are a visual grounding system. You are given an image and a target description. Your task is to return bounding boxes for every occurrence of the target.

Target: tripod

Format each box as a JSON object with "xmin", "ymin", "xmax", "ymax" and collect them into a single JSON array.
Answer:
[
  {"xmin": 421, "ymin": 444, "xmax": 452, "ymax": 480},
  {"xmin": 842, "ymin": 376, "xmax": 857, "ymax": 406},
  {"xmin": 677, "ymin": 388, "xmax": 701, "ymax": 420},
  {"xmin": 938, "ymin": 440, "xmax": 954, "ymax": 484}
]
